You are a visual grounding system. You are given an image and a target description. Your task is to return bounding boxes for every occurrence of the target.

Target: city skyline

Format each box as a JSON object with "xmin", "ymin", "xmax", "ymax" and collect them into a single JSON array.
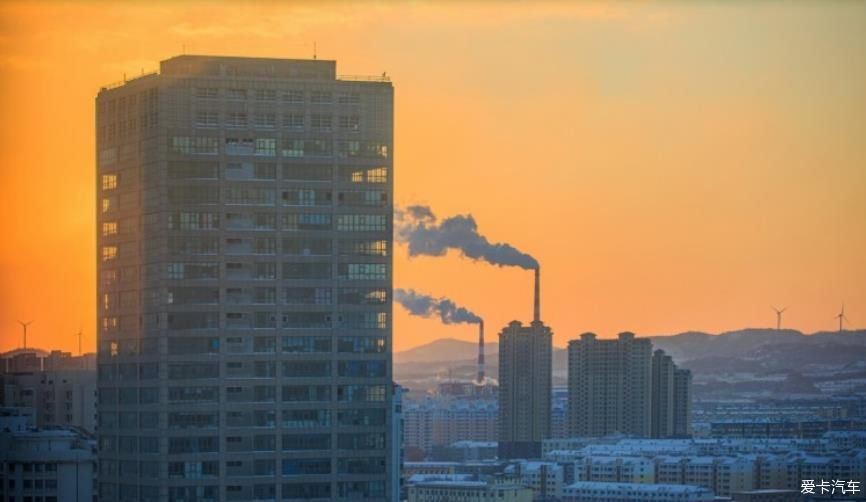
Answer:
[{"xmin": 2, "ymin": 2, "xmax": 866, "ymax": 354}]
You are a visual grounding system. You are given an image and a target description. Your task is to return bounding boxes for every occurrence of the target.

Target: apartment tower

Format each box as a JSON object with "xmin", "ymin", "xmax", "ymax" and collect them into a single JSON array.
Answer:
[
  {"xmin": 96, "ymin": 55, "xmax": 394, "ymax": 501},
  {"xmin": 568, "ymin": 332, "xmax": 692, "ymax": 439},
  {"xmin": 567, "ymin": 332, "xmax": 653, "ymax": 437},
  {"xmin": 498, "ymin": 269, "xmax": 552, "ymax": 459}
]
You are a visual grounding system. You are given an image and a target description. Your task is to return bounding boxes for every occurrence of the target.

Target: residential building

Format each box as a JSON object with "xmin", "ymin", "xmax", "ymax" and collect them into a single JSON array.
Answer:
[
  {"xmin": 568, "ymin": 332, "xmax": 691, "ymax": 439},
  {"xmin": 404, "ymin": 397, "xmax": 497, "ymax": 454},
  {"xmin": 408, "ymin": 479, "xmax": 532, "ymax": 502},
  {"xmin": 0, "ymin": 352, "xmax": 97, "ymax": 433},
  {"xmin": 498, "ymin": 268, "xmax": 553, "ymax": 459},
  {"xmin": 95, "ymin": 54, "xmax": 393, "ymax": 501},
  {"xmin": 568, "ymin": 332, "xmax": 653, "ymax": 438},
  {"xmin": 505, "ymin": 460, "xmax": 565, "ymax": 500},
  {"xmin": 562, "ymin": 481, "xmax": 715, "ymax": 502},
  {"xmin": 0, "ymin": 408, "xmax": 96, "ymax": 502}
]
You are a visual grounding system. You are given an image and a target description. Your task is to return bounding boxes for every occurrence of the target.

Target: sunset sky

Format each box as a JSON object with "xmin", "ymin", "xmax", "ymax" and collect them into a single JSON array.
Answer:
[{"xmin": 0, "ymin": 1, "xmax": 864, "ymax": 354}]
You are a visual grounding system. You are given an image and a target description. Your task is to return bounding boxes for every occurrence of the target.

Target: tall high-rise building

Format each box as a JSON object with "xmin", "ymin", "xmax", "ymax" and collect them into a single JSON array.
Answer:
[
  {"xmin": 651, "ymin": 349, "xmax": 675, "ymax": 439},
  {"xmin": 498, "ymin": 269, "xmax": 552, "ymax": 459},
  {"xmin": 568, "ymin": 333, "xmax": 691, "ymax": 439},
  {"xmin": 672, "ymin": 368, "xmax": 692, "ymax": 437},
  {"xmin": 95, "ymin": 55, "xmax": 394, "ymax": 501},
  {"xmin": 567, "ymin": 332, "xmax": 653, "ymax": 438}
]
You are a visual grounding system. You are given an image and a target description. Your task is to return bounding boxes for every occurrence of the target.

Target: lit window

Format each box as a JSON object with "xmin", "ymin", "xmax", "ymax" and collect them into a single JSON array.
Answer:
[
  {"xmin": 101, "ymin": 198, "xmax": 112, "ymax": 213},
  {"xmin": 102, "ymin": 222, "xmax": 118, "ymax": 236},
  {"xmin": 102, "ymin": 174, "xmax": 117, "ymax": 190},
  {"xmin": 102, "ymin": 246, "xmax": 118, "ymax": 261}
]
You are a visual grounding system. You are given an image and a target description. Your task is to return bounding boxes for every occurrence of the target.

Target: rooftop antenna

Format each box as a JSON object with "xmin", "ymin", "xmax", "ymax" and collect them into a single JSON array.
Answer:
[
  {"xmin": 74, "ymin": 329, "xmax": 83, "ymax": 356},
  {"xmin": 313, "ymin": 41, "xmax": 317, "ymax": 60},
  {"xmin": 772, "ymin": 306, "xmax": 787, "ymax": 330},
  {"xmin": 835, "ymin": 305, "xmax": 849, "ymax": 333},
  {"xmin": 17, "ymin": 320, "xmax": 33, "ymax": 349}
]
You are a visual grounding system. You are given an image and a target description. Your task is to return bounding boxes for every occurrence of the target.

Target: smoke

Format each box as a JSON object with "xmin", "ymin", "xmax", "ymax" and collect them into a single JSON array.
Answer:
[
  {"xmin": 396, "ymin": 205, "xmax": 538, "ymax": 270},
  {"xmin": 394, "ymin": 288, "xmax": 482, "ymax": 325}
]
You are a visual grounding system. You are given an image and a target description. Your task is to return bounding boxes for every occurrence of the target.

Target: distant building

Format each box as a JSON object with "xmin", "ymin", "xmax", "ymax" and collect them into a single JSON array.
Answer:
[
  {"xmin": 568, "ymin": 333, "xmax": 691, "ymax": 439},
  {"xmin": 0, "ymin": 351, "xmax": 97, "ymax": 434},
  {"xmin": 431, "ymin": 441, "xmax": 498, "ymax": 462},
  {"xmin": 652, "ymin": 350, "xmax": 676, "ymax": 438},
  {"xmin": 408, "ymin": 479, "xmax": 532, "ymax": 502},
  {"xmin": 498, "ymin": 318, "xmax": 553, "ymax": 459},
  {"xmin": 573, "ymin": 456, "xmax": 656, "ymax": 484},
  {"xmin": 541, "ymin": 436, "xmax": 866, "ymax": 496},
  {"xmin": 568, "ymin": 332, "xmax": 653, "ymax": 437},
  {"xmin": 404, "ymin": 397, "xmax": 498, "ymax": 453},
  {"xmin": 673, "ymin": 368, "xmax": 692, "ymax": 437},
  {"xmin": 732, "ymin": 489, "xmax": 800, "ymax": 502},
  {"xmin": 505, "ymin": 460, "xmax": 566, "ymax": 500},
  {"xmin": 562, "ymin": 481, "xmax": 714, "ymax": 502},
  {"xmin": 710, "ymin": 419, "xmax": 866, "ymax": 439},
  {"xmin": 393, "ymin": 384, "xmax": 404, "ymax": 502},
  {"xmin": 0, "ymin": 407, "xmax": 96, "ymax": 502}
]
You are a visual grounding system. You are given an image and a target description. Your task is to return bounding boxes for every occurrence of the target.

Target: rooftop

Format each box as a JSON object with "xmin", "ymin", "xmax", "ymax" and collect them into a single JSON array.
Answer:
[{"xmin": 100, "ymin": 54, "xmax": 389, "ymax": 92}]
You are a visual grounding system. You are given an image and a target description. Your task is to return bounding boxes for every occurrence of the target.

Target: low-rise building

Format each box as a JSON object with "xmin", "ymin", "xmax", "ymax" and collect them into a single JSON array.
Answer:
[
  {"xmin": 506, "ymin": 461, "xmax": 565, "ymax": 500},
  {"xmin": 408, "ymin": 479, "xmax": 532, "ymax": 502},
  {"xmin": 0, "ymin": 408, "xmax": 96, "ymax": 502},
  {"xmin": 0, "ymin": 351, "xmax": 97, "ymax": 433},
  {"xmin": 563, "ymin": 481, "xmax": 715, "ymax": 501}
]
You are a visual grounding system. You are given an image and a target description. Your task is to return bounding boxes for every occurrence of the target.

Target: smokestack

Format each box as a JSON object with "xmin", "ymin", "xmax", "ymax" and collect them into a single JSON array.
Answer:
[
  {"xmin": 477, "ymin": 320, "xmax": 485, "ymax": 384},
  {"xmin": 533, "ymin": 266, "xmax": 541, "ymax": 323}
]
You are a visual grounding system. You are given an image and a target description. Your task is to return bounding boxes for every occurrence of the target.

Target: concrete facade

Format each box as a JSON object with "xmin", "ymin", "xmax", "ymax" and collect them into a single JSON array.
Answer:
[
  {"xmin": 95, "ymin": 55, "xmax": 394, "ymax": 501},
  {"xmin": 498, "ymin": 320, "xmax": 553, "ymax": 459}
]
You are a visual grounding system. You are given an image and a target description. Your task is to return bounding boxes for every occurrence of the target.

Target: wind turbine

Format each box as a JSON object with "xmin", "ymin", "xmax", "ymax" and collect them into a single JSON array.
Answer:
[
  {"xmin": 835, "ymin": 305, "xmax": 849, "ymax": 333},
  {"xmin": 17, "ymin": 320, "xmax": 33, "ymax": 349},
  {"xmin": 772, "ymin": 306, "xmax": 787, "ymax": 330}
]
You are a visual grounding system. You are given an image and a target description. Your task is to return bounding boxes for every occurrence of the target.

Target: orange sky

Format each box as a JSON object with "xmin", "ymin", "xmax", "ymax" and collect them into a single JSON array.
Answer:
[{"xmin": 1, "ymin": 1, "xmax": 864, "ymax": 354}]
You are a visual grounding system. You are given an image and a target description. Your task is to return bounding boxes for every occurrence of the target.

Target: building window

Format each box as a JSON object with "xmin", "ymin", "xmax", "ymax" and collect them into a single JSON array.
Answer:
[
  {"xmin": 226, "ymin": 112, "xmax": 248, "ymax": 128},
  {"xmin": 255, "ymin": 138, "xmax": 276, "ymax": 156},
  {"xmin": 227, "ymin": 88, "xmax": 247, "ymax": 100},
  {"xmin": 282, "ymin": 90, "xmax": 304, "ymax": 103},
  {"xmin": 256, "ymin": 89, "xmax": 277, "ymax": 101},
  {"xmin": 338, "ymin": 115, "xmax": 360, "ymax": 131},
  {"xmin": 195, "ymin": 110, "xmax": 219, "ymax": 127},
  {"xmin": 195, "ymin": 87, "xmax": 218, "ymax": 99},
  {"xmin": 338, "ymin": 93, "xmax": 361, "ymax": 105},
  {"xmin": 102, "ymin": 246, "xmax": 118, "ymax": 261},
  {"xmin": 338, "ymin": 263, "xmax": 386, "ymax": 281},
  {"xmin": 310, "ymin": 91, "xmax": 332, "ymax": 104},
  {"xmin": 311, "ymin": 114, "xmax": 332, "ymax": 132},
  {"xmin": 255, "ymin": 112, "xmax": 277, "ymax": 129},
  {"xmin": 282, "ymin": 113, "xmax": 304, "ymax": 130},
  {"xmin": 102, "ymin": 222, "xmax": 118, "ymax": 236},
  {"xmin": 170, "ymin": 136, "xmax": 219, "ymax": 155},
  {"xmin": 335, "ymin": 214, "xmax": 387, "ymax": 232},
  {"xmin": 102, "ymin": 174, "xmax": 118, "ymax": 190}
]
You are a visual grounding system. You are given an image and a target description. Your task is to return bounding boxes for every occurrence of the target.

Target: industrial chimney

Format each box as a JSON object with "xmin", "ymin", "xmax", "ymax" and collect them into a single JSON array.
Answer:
[
  {"xmin": 477, "ymin": 320, "xmax": 485, "ymax": 384},
  {"xmin": 533, "ymin": 266, "xmax": 541, "ymax": 323}
]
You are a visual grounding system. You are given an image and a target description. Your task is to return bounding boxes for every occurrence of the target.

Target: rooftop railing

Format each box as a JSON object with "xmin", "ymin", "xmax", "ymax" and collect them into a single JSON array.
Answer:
[
  {"xmin": 338, "ymin": 74, "xmax": 391, "ymax": 82},
  {"xmin": 99, "ymin": 71, "xmax": 158, "ymax": 91}
]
